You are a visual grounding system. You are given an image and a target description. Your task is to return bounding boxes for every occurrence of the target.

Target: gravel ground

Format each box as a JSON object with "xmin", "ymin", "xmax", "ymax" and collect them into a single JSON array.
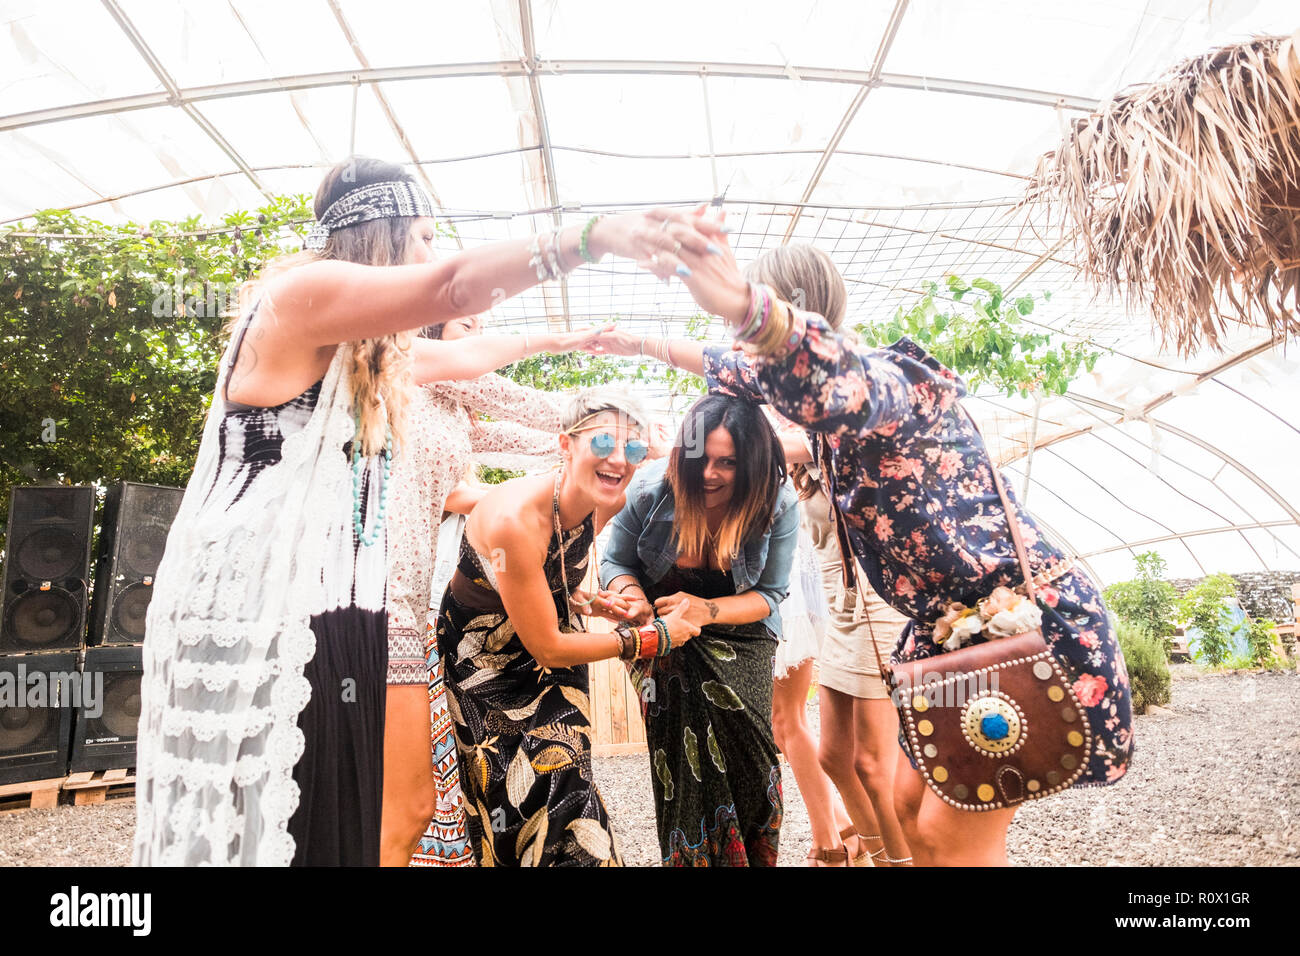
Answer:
[{"xmin": 2, "ymin": 670, "xmax": 1296, "ymax": 866}]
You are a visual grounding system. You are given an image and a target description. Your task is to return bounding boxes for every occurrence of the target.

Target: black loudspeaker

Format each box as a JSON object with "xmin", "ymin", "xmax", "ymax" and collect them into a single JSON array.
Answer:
[
  {"xmin": 0, "ymin": 651, "xmax": 77, "ymax": 785},
  {"xmin": 68, "ymin": 645, "xmax": 142, "ymax": 773},
  {"xmin": 89, "ymin": 482, "xmax": 183, "ymax": 646},
  {"xmin": 1, "ymin": 486, "xmax": 95, "ymax": 654}
]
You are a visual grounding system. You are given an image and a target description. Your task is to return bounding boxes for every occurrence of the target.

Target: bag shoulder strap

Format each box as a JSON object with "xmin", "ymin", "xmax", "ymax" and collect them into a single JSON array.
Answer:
[{"xmin": 958, "ymin": 404, "xmax": 1037, "ymax": 603}]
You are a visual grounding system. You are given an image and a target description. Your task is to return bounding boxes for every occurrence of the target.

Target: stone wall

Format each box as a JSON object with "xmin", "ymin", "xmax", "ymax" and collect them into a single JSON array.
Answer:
[{"xmin": 1169, "ymin": 570, "xmax": 1299, "ymax": 624}]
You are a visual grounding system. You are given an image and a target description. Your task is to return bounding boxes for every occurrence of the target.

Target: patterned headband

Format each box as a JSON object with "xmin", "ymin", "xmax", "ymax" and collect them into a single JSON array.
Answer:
[{"xmin": 304, "ymin": 180, "xmax": 435, "ymax": 252}]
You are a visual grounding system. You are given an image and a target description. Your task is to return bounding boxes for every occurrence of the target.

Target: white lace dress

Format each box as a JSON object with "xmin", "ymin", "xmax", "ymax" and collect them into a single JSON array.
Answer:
[
  {"xmin": 384, "ymin": 374, "xmax": 565, "ymax": 867},
  {"xmin": 134, "ymin": 330, "xmax": 390, "ymax": 866}
]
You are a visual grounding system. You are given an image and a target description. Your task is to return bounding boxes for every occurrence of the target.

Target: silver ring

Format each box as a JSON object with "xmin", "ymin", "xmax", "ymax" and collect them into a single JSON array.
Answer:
[
  {"xmin": 673, "ymin": 240, "xmax": 682, "ymax": 254},
  {"xmin": 659, "ymin": 219, "xmax": 671, "ymax": 232}
]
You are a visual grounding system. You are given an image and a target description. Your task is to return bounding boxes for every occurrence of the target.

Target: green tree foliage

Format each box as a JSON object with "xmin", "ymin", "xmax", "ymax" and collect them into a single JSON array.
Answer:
[
  {"xmin": 855, "ymin": 276, "xmax": 1100, "ymax": 397},
  {"xmin": 0, "ymin": 198, "xmax": 313, "ymax": 552},
  {"xmin": 1113, "ymin": 619, "xmax": 1171, "ymax": 713},
  {"xmin": 1178, "ymin": 572, "xmax": 1240, "ymax": 668},
  {"xmin": 1102, "ymin": 551, "xmax": 1179, "ymax": 649}
]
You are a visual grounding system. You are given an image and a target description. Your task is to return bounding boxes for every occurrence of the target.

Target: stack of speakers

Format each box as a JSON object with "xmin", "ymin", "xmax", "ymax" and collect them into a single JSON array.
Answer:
[{"xmin": 0, "ymin": 483, "xmax": 182, "ymax": 786}]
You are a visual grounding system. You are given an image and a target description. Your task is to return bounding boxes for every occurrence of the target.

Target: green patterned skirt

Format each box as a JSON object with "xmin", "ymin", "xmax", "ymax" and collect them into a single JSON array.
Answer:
[{"xmin": 635, "ymin": 565, "xmax": 783, "ymax": 866}]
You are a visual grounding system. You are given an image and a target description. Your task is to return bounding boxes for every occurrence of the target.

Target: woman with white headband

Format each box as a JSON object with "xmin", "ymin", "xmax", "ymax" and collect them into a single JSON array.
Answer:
[{"xmin": 132, "ymin": 156, "xmax": 721, "ymax": 866}]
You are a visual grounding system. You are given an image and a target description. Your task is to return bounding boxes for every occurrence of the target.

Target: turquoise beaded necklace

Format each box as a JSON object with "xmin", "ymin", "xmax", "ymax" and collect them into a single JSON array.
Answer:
[{"xmin": 352, "ymin": 415, "xmax": 394, "ymax": 547}]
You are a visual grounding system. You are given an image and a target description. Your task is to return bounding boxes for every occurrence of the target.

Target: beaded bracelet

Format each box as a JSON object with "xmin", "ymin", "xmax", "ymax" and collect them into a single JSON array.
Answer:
[
  {"xmin": 616, "ymin": 581, "xmax": 645, "ymax": 595},
  {"xmin": 737, "ymin": 283, "xmax": 773, "ymax": 342},
  {"xmin": 579, "ymin": 215, "xmax": 604, "ymax": 263},
  {"xmin": 654, "ymin": 616, "xmax": 672, "ymax": 657}
]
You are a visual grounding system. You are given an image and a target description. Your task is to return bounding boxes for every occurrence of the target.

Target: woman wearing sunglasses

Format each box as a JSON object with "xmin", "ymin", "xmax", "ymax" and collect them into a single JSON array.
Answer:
[
  {"xmin": 434, "ymin": 388, "xmax": 700, "ymax": 866},
  {"xmin": 600, "ymin": 393, "xmax": 798, "ymax": 866}
]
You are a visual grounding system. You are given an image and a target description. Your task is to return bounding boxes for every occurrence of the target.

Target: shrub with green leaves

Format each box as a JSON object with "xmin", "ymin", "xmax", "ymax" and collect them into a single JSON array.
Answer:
[
  {"xmin": 854, "ymin": 275, "xmax": 1100, "ymax": 398},
  {"xmin": 1114, "ymin": 619, "xmax": 1171, "ymax": 714},
  {"xmin": 1, "ymin": 198, "xmax": 313, "ymax": 553},
  {"xmin": 1179, "ymin": 572, "xmax": 1240, "ymax": 668},
  {"xmin": 1243, "ymin": 617, "xmax": 1284, "ymax": 670},
  {"xmin": 1103, "ymin": 551, "xmax": 1179, "ymax": 650}
]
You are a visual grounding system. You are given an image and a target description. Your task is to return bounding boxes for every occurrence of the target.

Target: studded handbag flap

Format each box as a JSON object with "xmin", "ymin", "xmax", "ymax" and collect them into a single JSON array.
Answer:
[{"xmin": 872, "ymin": 407, "xmax": 1091, "ymax": 811}]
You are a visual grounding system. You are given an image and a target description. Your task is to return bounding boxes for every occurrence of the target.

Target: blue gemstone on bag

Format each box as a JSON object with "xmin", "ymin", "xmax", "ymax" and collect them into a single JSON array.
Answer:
[{"xmin": 981, "ymin": 713, "xmax": 1010, "ymax": 740}]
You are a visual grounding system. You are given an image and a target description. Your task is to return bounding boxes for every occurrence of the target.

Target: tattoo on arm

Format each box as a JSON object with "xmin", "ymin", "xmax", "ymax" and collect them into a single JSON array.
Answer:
[{"xmin": 705, "ymin": 600, "xmax": 719, "ymax": 621}]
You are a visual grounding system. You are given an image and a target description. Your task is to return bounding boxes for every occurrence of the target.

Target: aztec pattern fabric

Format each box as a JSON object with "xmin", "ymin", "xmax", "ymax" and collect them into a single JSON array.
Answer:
[
  {"xmin": 703, "ymin": 323, "xmax": 1134, "ymax": 786},
  {"xmin": 304, "ymin": 180, "xmax": 435, "ymax": 251},
  {"xmin": 435, "ymin": 519, "xmax": 621, "ymax": 867},
  {"xmin": 635, "ymin": 565, "xmax": 783, "ymax": 867},
  {"xmin": 135, "ymin": 332, "xmax": 390, "ymax": 865},
  {"xmin": 412, "ymin": 515, "xmax": 474, "ymax": 867}
]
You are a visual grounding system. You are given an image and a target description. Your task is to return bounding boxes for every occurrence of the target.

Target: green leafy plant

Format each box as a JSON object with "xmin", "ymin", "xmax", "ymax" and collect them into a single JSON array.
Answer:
[
  {"xmin": 855, "ymin": 276, "xmax": 1100, "ymax": 397},
  {"xmin": 1178, "ymin": 572, "xmax": 1240, "ymax": 668},
  {"xmin": 1114, "ymin": 619, "xmax": 1171, "ymax": 714},
  {"xmin": 1103, "ymin": 551, "xmax": 1180, "ymax": 652},
  {"xmin": 0, "ymin": 198, "xmax": 314, "ymax": 553},
  {"xmin": 1243, "ymin": 617, "xmax": 1285, "ymax": 669}
]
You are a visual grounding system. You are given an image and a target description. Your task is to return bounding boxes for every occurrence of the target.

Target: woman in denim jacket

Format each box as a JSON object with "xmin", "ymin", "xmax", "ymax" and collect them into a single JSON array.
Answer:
[{"xmin": 601, "ymin": 393, "xmax": 799, "ymax": 866}]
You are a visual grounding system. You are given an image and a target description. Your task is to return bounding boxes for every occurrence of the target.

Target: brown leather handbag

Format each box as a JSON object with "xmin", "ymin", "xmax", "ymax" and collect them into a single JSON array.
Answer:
[{"xmin": 871, "ymin": 453, "xmax": 1092, "ymax": 812}]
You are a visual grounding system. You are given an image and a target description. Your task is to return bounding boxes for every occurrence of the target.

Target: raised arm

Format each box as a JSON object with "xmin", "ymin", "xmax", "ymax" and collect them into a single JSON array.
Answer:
[
  {"xmin": 589, "ymin": 328, "xmax": 706, "ymax": 376},
  {"xmin": 431, "ymin": 372, "xmax": 566, "ymax": 430},
  {"xmin": 264, "ymin": 214, "xmax": 709, "ymax": 348},
  {"xmin": 469, "ymin": 421, "xmax": 561, "ymax": 465},
  {"xmin": 411, "ymin": 326, "xmax": 606, "ymax": 386}
]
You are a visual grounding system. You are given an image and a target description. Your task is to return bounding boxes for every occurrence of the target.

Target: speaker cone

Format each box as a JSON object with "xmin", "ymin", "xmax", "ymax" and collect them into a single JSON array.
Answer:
[
  {"xmin": 99, "ymin": 674, "xmax": 142, "ymax": 739},
  {"xmin": 5, "ymin": 589, "xmax": 79, "ymax": 648},
  {"xmin": 0, "ymin": 704, "xmax": 49, "ymax": 753},
  {"xmin": 15, "ymin": 527, "xmax": 79, "ymax": 581},
  {"xmin": 120, "ymin": 522, "xmax": 168, "ymax": 577},
  {"xmin": 111, "ymin": 583, "xmax": 152, "ymax": 641}
]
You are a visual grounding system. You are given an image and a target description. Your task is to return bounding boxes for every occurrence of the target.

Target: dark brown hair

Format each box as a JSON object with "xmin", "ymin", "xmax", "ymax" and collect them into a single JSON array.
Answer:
[{"xmin": 667, "ymin": 394, "xmax": 785, "ymax": 567}]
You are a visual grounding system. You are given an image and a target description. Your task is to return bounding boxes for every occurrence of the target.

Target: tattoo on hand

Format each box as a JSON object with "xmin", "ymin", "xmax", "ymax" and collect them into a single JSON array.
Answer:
[{"xmin": 705, "ymin": 600, "xmax": 719, "ymax": 621}]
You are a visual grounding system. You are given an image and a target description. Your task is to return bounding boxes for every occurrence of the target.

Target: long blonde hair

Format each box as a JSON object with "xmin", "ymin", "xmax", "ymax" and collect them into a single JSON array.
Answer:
[
  {"xmin": 745, "ymin": 243, "xmax": 849, "ymax": 501},
  {"xmin": 246, "ymin": 157, "xmax": 418, "ymax": 456}
]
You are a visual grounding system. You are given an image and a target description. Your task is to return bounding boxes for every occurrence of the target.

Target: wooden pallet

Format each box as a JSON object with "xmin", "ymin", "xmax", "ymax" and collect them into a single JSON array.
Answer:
[
  {"xmin": 61, "ymin": 769, "xmax": 136, "ymax": 806},
  {"xmin": 0, "ymin": 776, "xmax": 64, "ymax": 815}
]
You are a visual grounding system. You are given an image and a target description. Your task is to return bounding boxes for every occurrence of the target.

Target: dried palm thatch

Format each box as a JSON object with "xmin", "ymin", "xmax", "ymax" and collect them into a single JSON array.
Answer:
[{"xmin": 1025, "ymin": 32, "xmax": 1300, "ymax": 354}]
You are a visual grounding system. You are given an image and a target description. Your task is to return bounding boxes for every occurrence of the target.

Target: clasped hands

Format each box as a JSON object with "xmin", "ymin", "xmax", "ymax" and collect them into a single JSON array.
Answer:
[
  {"xmin": 567, "ymin": 206, "xmax": 751, "ymax": 354},
  {"xmin": 569, "ymin": 586, "xmax": 715, "ymax": 629}
]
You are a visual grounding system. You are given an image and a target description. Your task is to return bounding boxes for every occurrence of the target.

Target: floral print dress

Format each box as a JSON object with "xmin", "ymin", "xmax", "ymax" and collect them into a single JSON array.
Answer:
[{"xmin": 704, "ymin": 319, "xmax": 1133, "ymax": 787}]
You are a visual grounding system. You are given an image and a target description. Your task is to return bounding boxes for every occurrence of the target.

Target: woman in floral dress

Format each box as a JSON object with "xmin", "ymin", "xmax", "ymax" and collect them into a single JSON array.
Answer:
[{"xmin": 597, "ymin": 212, "xmax": 1133, "ymax": 866}]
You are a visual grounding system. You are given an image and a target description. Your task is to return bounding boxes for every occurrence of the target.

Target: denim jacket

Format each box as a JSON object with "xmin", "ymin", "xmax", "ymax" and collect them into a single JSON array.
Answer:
[{"xmin": 599, "ymin": 458, "xmax": 799, "ymax": 638}]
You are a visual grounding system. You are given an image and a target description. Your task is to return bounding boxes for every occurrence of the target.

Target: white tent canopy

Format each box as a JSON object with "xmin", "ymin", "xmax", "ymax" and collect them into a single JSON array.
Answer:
[{"xmin": 4, "ymin": 0, "xmax": 1299, "ymax": 585}]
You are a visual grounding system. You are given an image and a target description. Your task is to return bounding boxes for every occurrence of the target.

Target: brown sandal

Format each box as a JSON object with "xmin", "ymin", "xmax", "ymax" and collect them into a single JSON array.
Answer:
[
  {"xmin": 806, "ymin": 845, "xmax": 852, "ymax": 867},
  {"xmin": 839, "ymin": 826, "xmax": 877, "ymax": 867}
]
